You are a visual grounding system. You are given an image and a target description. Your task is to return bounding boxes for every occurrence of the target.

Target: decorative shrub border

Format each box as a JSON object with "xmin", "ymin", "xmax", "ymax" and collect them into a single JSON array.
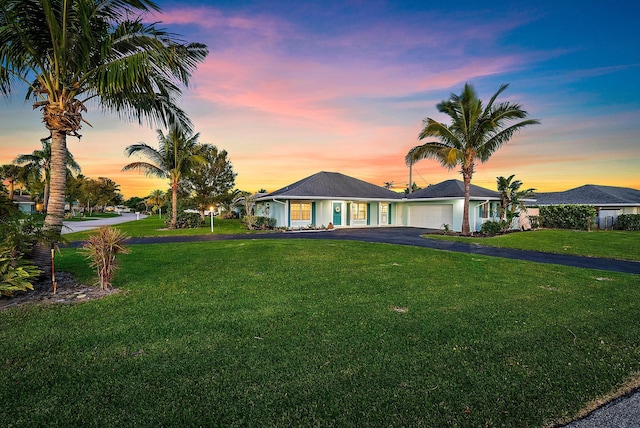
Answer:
[{"xmin": 539, "ymin": 205, "xmax": 596, "ymax": 231}]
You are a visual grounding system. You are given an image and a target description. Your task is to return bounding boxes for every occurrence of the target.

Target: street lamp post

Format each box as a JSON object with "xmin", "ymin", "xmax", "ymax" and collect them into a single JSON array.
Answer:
[{"xmin": 210, "ymin": 206, "xmax": 214, "ymax": 232}]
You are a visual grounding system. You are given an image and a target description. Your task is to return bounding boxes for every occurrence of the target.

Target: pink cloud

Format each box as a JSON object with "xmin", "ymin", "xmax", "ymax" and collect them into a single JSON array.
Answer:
[{"xmin": 162, "ymin": 4, "xmax": 538, "ymax": 134}]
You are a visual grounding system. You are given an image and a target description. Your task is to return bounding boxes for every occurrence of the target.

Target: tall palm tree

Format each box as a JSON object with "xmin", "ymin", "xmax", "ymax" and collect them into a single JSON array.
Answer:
[
  {"xmin": 406, "ymin": 83, "xmax": 539, "ymax": 235},
  {"xmin": 1, "ymin": 0, "xmax": 207, "ymax": 267},
  {"xmin": 0, "ymin": 164, "xmax": 23, "ymax": 200},
  {"xmin": 15, "ymin": 139, "xmax": 81, "ymax": 212},
  {"xmin": 122, "ymin": 125, "xmax": 205, "ymax": 229}
]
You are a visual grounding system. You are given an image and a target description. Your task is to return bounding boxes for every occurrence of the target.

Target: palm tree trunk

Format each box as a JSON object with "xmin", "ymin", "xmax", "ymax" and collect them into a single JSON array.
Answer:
[
  {"xmin": 171, "ymin": 182, "xmax": 178, "ymax": 229},
  {"xmin": 43, "ymin": 176, "xmax": 50, "ymax": 212},
  {"xmin": 32, "ymin": 130, "xmax": 67, "ymax": 277},
  {"xmin": 461, "ymin": 168, "xmax": 472, "ymax": 236}
]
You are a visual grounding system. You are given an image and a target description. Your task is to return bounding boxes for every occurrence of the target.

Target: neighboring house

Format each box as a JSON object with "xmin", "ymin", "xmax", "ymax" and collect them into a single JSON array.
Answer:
[
  {"xmin": 404, "ymin": 179, "xmax": 502, "ymax": 232},
  {"xmin": 12, "ymin": 194, "xmax": 36, "ymax": 214},
  {"xmin": 255, "ymin": 171, "xmax": 506, "ymax": 232},
  {"xmin": 535, "ymin": 184, "xmax": 640, "ymax": 229}
]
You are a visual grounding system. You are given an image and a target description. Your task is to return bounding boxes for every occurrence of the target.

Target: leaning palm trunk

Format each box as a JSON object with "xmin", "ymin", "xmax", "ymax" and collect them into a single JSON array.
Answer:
[{"xmin": 42, "ymin": 182, "xmax": 50, "ymax": 212}]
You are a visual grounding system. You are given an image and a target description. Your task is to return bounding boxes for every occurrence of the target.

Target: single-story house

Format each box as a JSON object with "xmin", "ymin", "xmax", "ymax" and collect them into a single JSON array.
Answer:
[
  {"xmin": 255, "ymin": 171, "xmax": 506, "ymax": 232},
  {"xmin": 534, "ymin": 184, "xmax": 640, "ymax": 229},
  {"xmin": 255, "ymin": 171, "xmax": 403, "ymax": 229}
]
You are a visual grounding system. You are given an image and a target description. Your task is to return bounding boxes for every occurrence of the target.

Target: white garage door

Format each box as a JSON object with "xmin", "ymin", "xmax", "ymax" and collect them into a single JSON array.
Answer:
[{"xmin": 408, "ymin": 204, "xmax": 453, "ymax": 229}]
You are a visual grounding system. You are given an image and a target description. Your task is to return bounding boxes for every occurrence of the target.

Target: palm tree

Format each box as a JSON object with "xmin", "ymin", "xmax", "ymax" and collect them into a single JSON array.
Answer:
[
  {"xmin": 0, "ymin": 164, "xmax": 23, "ymax": 200},
  {"xmin": 147, "ymin": 189, "xmax": 166, "ymax": 216},
  {"xmin": 15, "ymin": 139, "xmax": 81, "ymax": 212},
  {"xmin": 123, "ymin": 125, "xmax": 205, "ymax": 229},
  {"xmin": 497, "ymin": 175, "xmax": 535, "ymax": 223},
  {"xmin": 1, "ymin": 0, "xmax": 207, "ymax": 267},
  {"xmin": 406, "ymin": 83, "xmax": 539, "ymax": 235},
  {"xmin": 497, "ymin": 174, "xmax": 517, "ymax": 222},
  {"xmin": 218, "ymin": 189, "xmax": 244, "ymax": 219}
]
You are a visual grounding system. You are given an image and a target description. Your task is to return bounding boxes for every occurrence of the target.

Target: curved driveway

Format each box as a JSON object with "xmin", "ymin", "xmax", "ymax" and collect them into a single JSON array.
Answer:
[
  {"xmin": 62, "ymin": 213, "xmax": 147, "ymax": 234},
  {"xmin": 114, "ymin": 227, "xmax": 640, "ymax": 275}
]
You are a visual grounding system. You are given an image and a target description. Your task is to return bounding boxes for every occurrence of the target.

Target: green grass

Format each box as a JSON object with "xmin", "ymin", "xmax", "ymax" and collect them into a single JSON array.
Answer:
[
  {"xmin": 426, "ymin": 229, "xmax": 640, "ymax": 261},
  {"xmin": 64, "ymin": 216, "xmax": 257, "ymax": 241},
  {"xmin": 2, "ymin": 240, "xmax": 639, "ymax": 426}
]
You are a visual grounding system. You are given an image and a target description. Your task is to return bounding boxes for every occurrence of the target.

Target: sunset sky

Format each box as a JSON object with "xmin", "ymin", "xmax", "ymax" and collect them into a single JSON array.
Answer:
[{"xmin": 1, "ymin": 0, "xmax": 639, "ymax": 198}]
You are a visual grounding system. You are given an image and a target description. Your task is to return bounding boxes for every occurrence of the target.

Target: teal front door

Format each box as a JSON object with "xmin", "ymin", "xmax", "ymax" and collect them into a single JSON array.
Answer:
[{"xmin": 332, "ymin": 202, "xmax": 342, "ymax": 226}]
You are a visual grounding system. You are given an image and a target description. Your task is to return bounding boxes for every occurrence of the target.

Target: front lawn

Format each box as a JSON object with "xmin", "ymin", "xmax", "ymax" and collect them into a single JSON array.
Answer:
[
  {"xmin": 2, "ymin": 240, "xmax": 639, "ymax": 426},
  {"xmin": 426, "ymin": 229, "xmax": 640, "ymax": 261}
]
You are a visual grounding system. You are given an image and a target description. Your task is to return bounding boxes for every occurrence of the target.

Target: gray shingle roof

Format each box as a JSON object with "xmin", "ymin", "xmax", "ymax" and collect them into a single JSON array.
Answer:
[
  {"xmin": 262, "ymin": 171, "xmax": 403, "ymax": 200},
  {"xmin": 406, "ymin": 179, "xmax": 500, "ymax": 199},
  {"xmin": 11, "ymin": 194, "xmax": 35, "ymax": 204},
  {"xmin": 536, "ymin": 185, "xmax": 640, "ymax": 206}
]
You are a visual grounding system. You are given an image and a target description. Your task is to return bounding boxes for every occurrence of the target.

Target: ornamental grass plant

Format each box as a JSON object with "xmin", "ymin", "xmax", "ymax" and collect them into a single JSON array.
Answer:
[{"xmin": 79, "ymin": 227, "xmax": 130, "ymax": 290}]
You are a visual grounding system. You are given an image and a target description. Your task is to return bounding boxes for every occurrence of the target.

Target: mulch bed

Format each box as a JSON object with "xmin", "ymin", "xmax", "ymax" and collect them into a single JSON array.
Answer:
[{"xmin": 0, "ymin": 272, "xmax": 119, "ymax": 311}]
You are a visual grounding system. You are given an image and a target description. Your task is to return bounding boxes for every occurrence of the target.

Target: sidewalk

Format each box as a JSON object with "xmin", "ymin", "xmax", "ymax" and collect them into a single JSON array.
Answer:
[{"xmin": 61, "ymin": 212, "xmax": 147, "ymax": 234}]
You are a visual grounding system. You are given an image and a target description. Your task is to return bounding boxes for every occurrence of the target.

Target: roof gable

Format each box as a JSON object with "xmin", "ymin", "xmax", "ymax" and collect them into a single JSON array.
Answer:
[
  {"xmin": 406, "ymin": 179, "xmax": 499, "ymax": 199},
  {"xmin": 264, "ymin": 171, "xmax": 403, "ymax": 200},
  {"xmin": 536, "ymin": 185, "xmax": 640, "ymax": 205}
]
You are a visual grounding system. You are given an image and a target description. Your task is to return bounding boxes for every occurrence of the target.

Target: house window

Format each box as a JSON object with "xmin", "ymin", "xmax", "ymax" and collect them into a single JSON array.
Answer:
[
  {"xmin": 290, "ymin": 201, "xmax": 311, "ymax": 221},
  {"xmin": 352, "ymin": 202, "xmax": 367, "ymax": 221},
  {"xmin": 479, "ymin": 203, "xmax": 490, "ymax": 219}
]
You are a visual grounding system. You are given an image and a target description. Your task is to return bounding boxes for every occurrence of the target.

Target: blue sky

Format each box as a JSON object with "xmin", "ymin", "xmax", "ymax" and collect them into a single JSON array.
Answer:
[{"xmin": 1, "ymin": 0, "xmax": 638, "ymax": 197}]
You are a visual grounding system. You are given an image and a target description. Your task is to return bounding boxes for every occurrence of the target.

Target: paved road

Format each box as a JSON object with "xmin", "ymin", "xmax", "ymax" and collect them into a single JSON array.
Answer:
[
  {"xmin": 62, "ymin": 213, "xmax": 147, "ymax": 234},
  {"xmin": 63, "ymin": 220, "xmax": 640, "ymax": 425},
  {"xmin": 562, "ymin": 392, "xmax": 640, "ymax": 428}
]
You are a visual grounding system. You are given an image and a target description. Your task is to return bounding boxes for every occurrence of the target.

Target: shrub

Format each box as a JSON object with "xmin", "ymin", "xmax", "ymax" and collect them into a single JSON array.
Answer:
[
  {"xmin": 80, "ymin": 227, "xmax": 130, "ymax": 290},
  {"xmin": 617, "ymin": 214, "xmax": 640, "ymax": 231},
  {"xmin": 0, "ymin": 194, "xmax": 19, "ymax": 218},
  {"xmin": 221, "ymin": 210, "xmax": 238, "ymax": 219},
  {"xmin": 1, "ymin": 213, "xmax": 61, "ymax": 260},
  {"xmin": 165, "ymin": 211, "xmax": 204, "ymax": 229},
  {"xmin": 539, "ymin": 205, "xmax": 596, "ymax": 230},
  {"xmin": 480, "ymin": 220, "xmax": 505, "ymax": 235},
  {"xmin": 244, "ymin": 216, "xmax": 276, "ymax": 230},
  {"xmin": 0, "ymin": 246, "xmax": 40, "ymax": 296}
]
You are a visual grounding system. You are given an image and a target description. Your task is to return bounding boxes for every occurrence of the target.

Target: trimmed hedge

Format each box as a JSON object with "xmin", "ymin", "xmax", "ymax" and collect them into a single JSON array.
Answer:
[
  {"xmin": 480, "ymin": 220, "xmax": 506, "ymax": 235},
  {"xmin": 617, "ymin": 214, "xmax": 640, "ymax": 231},
  {"xmin": 539, "ymin": 205, "xmax": 596, "ymax": 230}
]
